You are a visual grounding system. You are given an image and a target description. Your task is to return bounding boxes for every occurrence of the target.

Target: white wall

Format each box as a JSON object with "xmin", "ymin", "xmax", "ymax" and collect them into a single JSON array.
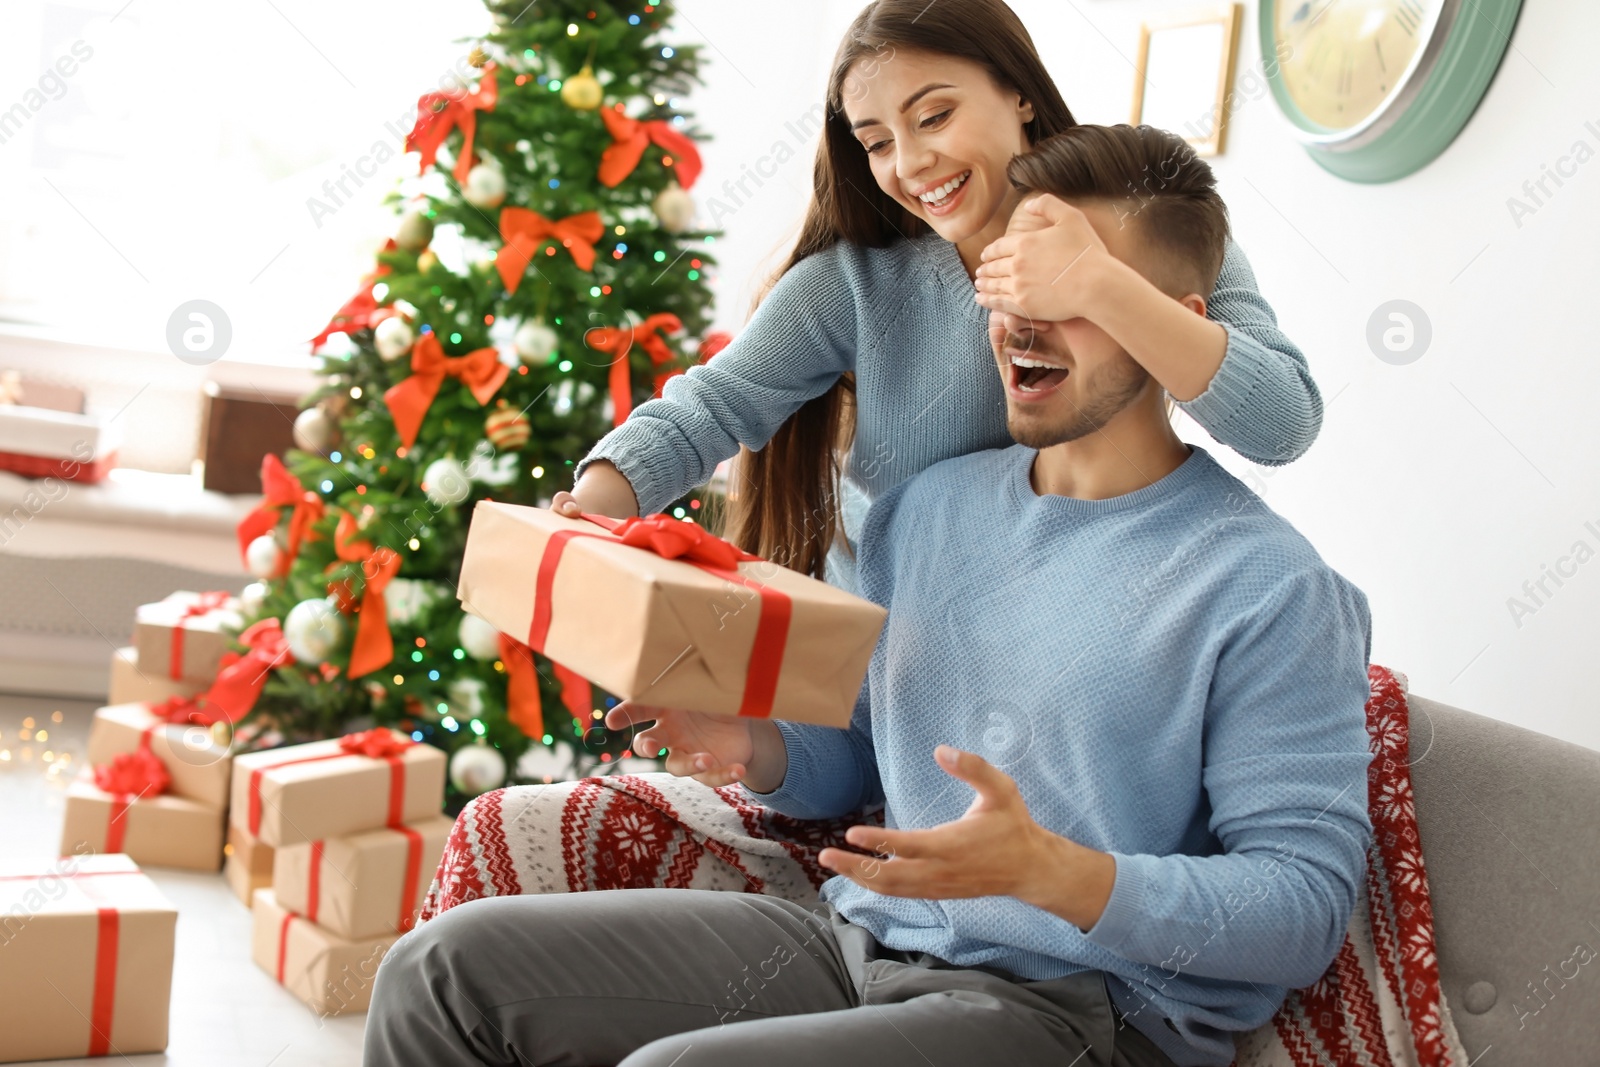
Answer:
[{"xmin": 678, "ymin": 0, "xmax": 1600, "ymax": 752}]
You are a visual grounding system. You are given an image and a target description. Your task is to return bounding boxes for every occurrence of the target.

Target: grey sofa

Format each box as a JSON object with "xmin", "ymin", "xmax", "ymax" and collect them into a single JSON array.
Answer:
[{"xmin": 1407, "ymin": 693, "xmax": 1600, "ymax": 1064}]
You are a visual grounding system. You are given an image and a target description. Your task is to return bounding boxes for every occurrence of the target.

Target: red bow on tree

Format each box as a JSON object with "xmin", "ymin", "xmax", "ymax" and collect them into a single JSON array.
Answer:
[
  {"xmin": 496, "ymin": 207, "xmax": 605, "ymax": 293},
  {"xmin": 93, "ymin": 747, "xmax": 171, "ymax": 798},
  {"xmin": 598, "ymin": 105, "xmax": 703, "ymax": 190},
  {"xmin": 607, "ymin": 513, "xmax": 757, "ymax": 570},
  {"xmin": 498, "ymin": 635, "xmax": 546, "ymax": 742},
  {"xmin": 310, "ymin": 241, "xmax": 398, "ymax": 348},
  {"xmin": 585, "ymin": 314, "xmax": 684, "ymax": 427},
  {"xmin": 236, "ymin": 454, "xmax": 325, "ymax": 578},
  {"xmin": 383, "ymin": 331, "xmax": 509, "ymax": 450},
  {"xmin": 199, "ymin": 618, "xmax": 296, "ymax": 725},
  {"xmin": 339, "ymin": 728, "xmax": 414, "ymax": 759},
  {"xmin": 405, "ymin": 64, "xmax": 499, "ymax": 184},
  {"xmin": 699, "ymin": 331, "xmax": 733, "ymax": 362},
  {"xmin": 329, "ymin": 510, "xmax": 401, "ymax": 679}
]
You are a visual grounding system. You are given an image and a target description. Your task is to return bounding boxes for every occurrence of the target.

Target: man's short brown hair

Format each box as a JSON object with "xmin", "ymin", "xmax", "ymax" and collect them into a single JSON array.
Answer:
[{"xmin": 1007, "ymin": 124, "xmax": 1230, "ymax": 299}]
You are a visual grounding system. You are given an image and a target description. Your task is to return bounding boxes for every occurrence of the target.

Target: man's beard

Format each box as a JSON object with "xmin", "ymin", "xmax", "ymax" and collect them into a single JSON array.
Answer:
[{"xmin": 1007, "ymin": 350, "xmax": 1151, "ymax": 449}]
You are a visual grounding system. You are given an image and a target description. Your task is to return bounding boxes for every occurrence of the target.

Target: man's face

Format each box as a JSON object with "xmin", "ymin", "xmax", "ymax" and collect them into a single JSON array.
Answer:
[{"xmin": 989, "ymin": 198, "xmax": 1157, "ymax": 449}]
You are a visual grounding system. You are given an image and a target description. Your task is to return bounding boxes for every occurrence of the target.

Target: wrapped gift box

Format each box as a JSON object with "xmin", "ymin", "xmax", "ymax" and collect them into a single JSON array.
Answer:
[
  {"xmin": 108, "ymin": 646, "xmax": 209, "ymax": 707},
  {"xmin": 230, "ymin": 731, "xmax": 447, "ymax": 848},
  {"xmin": 457, "ymin": 503, "xmax": 887, "ymax": 728},
  {"xmin": 86, "ymin": 702, "xmax": 232, "ymax": 809},
  {"xmin": 224, "ymin": 823, "xmax": 276, "ymax": 906},
  {"xmin": 0, "ymin": 403, "xmax": 121, "ymax": 483},
  {"xmin": 59, "ymin": 777, "xmax": 225, "ymax": 872},
  {"xmin": 0, "ymin": 854, "xmax": 176, "ymax": 1063},
  {"xmin": 250, "ymin": 889, "xmax": 398, "ymax": 1018},
  {"xmin": 273, "ymin": 816, "xmax": 452, "ymax": 940},
  {"xmin": 132, "ymin": 590, "xmax": 244, "ymax": 686}
]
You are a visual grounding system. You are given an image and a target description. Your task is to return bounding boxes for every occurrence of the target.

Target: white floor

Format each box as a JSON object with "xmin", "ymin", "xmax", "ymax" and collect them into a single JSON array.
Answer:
[{"xmin": 2, "ymin": 695, "xmax": 368, "ymax": 1067}]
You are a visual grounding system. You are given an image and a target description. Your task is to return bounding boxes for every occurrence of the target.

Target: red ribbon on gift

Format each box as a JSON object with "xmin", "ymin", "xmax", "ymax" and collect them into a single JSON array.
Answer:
[
  {"xmin": 383, "ymin": 331, "xmax": 509, "ymax": 450},
  {"xmin": 406, "ymin": 64, "xmax": 499, "ymax": 184},
  {"xmin": 236, "ymin": 454, "xmax": 325, "ymax": 578},
  {"xmin": 586, "ymin": 314, "xmax": 684, "ymax": 427},
  {"xmin": 496, "ymin": 207, "xmax": 606, "ymax": 293},
  {"xmin": 302, "ymin": 823, "xmax": 424, "ymax": 935},
  {"xmin": 526, "ymin": 512, "xmax": 792, "ymax": 720},
  {"xmin": 329, "ymin": 511, "xmax": 401, "ymax": 679},
  {"xmin": 598, "ymin": 104, "xmax": 703, "ymax": 190},
  {"xmin": 166, "ymin": 590, "xmax": 233, "ymax": 680},
  {"xmin": 246, "ymin": 729, "xmax": 415, "ymax": 837}
]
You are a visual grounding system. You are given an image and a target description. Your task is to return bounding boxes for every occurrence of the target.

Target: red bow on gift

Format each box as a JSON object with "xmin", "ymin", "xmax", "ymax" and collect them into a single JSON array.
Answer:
[
  {"xmin": 608, "ymin": 513, "xmax": 757, "ymax": 571},
  {"xmin": 383, "ymin": 331, "xmax": 509, "ymax": 450},
  {"xmin": 93, "ymin": 747, "xmax": 171, "ymax": 798},
  {"xmin": 585, "ymin": 314, "xmax": 684, "ymax": 427},
  {"xmin": 406, "ymin": 64, "xmax": 499, "ymax": 184},
  {"xmin": 339, "ymin": 728, "xmax": 414, "ymax": 760},
  {"xmin": 598, "ymin": 105, "xmax": 703, "ymax": 190},
  {"xmin": 236, "ymin": 455, "xmax": 325, "ymax": 578},
  {"xmin": 496, "ymin": 207, "xmax": 605, "ymax": 293},
  {"xmin": 310, "ymin": 243, "xmax": 398, "ymax": 348},
  {"xmin": 199, "ymin": 618, "xmax": 296, "ymax": 725},
  {"xmin": 330, "ymin": 511, "xmax": 401, "ymax": 679}
]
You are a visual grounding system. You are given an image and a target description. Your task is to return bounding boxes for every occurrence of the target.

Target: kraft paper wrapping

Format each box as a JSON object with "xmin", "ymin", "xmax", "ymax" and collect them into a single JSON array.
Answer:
[
  {"xmin": 132, "ymin": 591, "xmax": 243, "ymax": 685},
  {"xmin": 224, "ymin": 824, "xmax": 275, "ymax": 906},
  {"xmin": 86, "ymin": 703, "xmax": 232, "ymax": 809},
  {"xmin": 59, "ymin": 778, "xmax": 226, "ymax": 873},
  {"xmin": 229, "ymin": 736, "xmax": 447, "ymax": 848},
  {"xmin": 0, "ymin": 854, "xmax": 176, "ymax": 1063},
  {"xmin": 250, "ymin": 889, "xmax": 397, "ymax": 1017},
  {"xmin": 274, "ymin": 815, "xmax": 453, "ymax": 940},
  {"xmin": 108, "ymin": 646, "xmax": 207, "ymax": 707},
  {"xmin": 456, "ymin": 502, "xmax": 887, "ymax": 728}
]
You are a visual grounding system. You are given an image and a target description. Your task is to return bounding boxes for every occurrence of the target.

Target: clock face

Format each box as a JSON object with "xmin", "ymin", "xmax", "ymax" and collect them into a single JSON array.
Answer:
[{"xmin": 1274, "ymin": 0, "xmax": 1445, "ymax": 132}]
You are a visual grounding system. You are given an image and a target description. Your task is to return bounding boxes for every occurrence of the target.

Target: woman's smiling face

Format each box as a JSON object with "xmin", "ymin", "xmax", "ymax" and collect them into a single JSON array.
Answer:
[{"xmin": 842, "ymin": 48, "xmax": 1036, "ymax": 260}]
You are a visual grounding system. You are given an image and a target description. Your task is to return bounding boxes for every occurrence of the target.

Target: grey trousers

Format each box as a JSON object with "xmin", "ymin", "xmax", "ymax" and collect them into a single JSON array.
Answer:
[{"xmin": 363, "ymin": 887, "xmax": 1177, "ymax": 1067}]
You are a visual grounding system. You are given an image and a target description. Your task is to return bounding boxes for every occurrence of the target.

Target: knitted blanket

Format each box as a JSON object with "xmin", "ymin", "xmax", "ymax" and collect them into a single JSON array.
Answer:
[{"xmin": 420, "ymin": 665, "xmax": 1468, "ymax": 1067}]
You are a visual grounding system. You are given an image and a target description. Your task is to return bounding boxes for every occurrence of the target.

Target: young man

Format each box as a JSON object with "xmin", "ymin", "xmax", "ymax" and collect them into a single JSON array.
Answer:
[{"xmin": 364, "ymin": 125, "xmax": 1374, "ymax": 1067}]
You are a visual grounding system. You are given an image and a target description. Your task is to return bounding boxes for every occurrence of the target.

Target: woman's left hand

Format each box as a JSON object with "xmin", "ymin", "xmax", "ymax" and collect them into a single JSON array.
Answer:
[{"xmin": 974, "ymin": 194, "xmax": 1111, "ymax": 323}]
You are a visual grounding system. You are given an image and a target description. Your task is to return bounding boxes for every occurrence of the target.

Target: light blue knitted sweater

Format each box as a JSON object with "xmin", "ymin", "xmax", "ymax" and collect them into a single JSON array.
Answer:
[
  {"xmin": 746, "ymin": 445, "xmax": 1374, "ymax": 1067},
  {"xmin": 577, "ymin": 232, "xmax": 1321, "ymax": 592}
]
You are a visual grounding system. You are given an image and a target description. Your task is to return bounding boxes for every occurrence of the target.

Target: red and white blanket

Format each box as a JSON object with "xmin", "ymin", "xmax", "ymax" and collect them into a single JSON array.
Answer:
[{"xmin": 421, "ymin": 665, "xmax": 1468, "ymax": 1067}]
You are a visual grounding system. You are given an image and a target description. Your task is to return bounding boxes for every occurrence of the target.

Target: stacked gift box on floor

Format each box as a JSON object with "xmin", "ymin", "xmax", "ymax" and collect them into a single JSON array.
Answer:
[
  {"xmin": 60, "ymin": 591, "xmax": 243, "ymax": 871},
  {"xmin": 0, "ymin": 854, "xmax": 178, "ymax": 1063},
  {"xmin": 235, "ymin": 728, "xmax": 448, "ymax": 1017}
]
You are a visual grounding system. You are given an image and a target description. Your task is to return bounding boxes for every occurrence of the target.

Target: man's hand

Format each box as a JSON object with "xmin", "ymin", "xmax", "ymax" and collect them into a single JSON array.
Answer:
[
  {"xmin": 973, "ymin": 194, "xmax": 1113, "ymax": 323},
  {"xmin": 817, "ymin": 745, "xmax": 1116, "ymax": 930}
]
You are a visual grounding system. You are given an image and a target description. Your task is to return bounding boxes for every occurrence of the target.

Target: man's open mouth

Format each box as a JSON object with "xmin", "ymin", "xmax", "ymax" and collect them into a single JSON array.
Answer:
[{"xmin": 1010, "ymin": 353, "xmax": 1069, "ymax": 394}]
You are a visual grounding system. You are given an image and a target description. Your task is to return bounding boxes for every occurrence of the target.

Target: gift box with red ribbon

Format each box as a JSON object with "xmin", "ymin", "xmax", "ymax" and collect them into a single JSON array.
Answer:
[
  {"xmin": 250, "ymin": 888, "xmax": 399, "ymax": 1018},
  {"xmin": 224, "ymin": 823, "xmax": 276, "ymax": 906},
  {"xmin": 59, "ymin": 773, "xmax": 225, "ymax": 873},
  {"xmin": 108, "ymin": 646, "xmax": 208, "ymax": 707},
  {"xmin": 456, "ymin": 503, "xmax": 887, "ymax": 729},
  {"xmin": 132, "ymin": 590, "xmax": 243, "ymax": 685},
  {"xmin": 85, "ymin": 702, "xmax": 233, "ymax": 809},
  {"xmin": 229, "ymin": 728, "xmax": 447, "ymax": 848},
  {"xmin": 0, "ymin": 854, "xmax": 176, "ymax": 1063},
  {"xmin": 272, "ymin": 815, "xmax": 452, "ymax": 940}
]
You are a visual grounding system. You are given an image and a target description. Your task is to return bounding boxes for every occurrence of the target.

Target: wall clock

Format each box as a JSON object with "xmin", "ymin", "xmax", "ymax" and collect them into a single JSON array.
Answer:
[{"xmin": 1260, "ymin": 0, "xmax": 1525, "ymax": 182}]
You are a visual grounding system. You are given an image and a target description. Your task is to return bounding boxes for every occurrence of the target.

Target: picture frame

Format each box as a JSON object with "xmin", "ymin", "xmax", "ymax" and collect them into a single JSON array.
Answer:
[{"xmin": 1130, "ymin": 3, "xmax": 1243, "ymax": 157}]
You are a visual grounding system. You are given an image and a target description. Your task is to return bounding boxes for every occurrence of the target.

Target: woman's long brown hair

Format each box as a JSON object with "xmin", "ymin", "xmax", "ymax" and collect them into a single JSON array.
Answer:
[{"xmin": 720, "ymin": 0, "xmax": 1077, "ymax": 577}]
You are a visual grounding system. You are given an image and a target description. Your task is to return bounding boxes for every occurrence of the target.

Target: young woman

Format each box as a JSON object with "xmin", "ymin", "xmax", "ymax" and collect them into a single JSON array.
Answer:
[{"xmin": 555, "ymin": 0, "xmax": 1320, "ymax": 591}]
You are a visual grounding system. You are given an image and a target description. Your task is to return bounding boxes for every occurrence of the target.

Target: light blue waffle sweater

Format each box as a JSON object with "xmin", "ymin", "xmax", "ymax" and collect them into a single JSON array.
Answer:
[
  {"xmin": 577, "ymin": 232, "xmax": 1320, "ymax": 593},
  {"xmin": 746, "ymin": 445, "xmax": 1374, "ymax": 1067}
]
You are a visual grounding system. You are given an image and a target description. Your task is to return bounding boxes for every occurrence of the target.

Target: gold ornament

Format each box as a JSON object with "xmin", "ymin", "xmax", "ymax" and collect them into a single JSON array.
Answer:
[
  {"xmin": 469, "ymin": 47, "xmax": 489, "ymax": 69},
  {"xmin": 561, "ymin": 65, "xmax": 604, "ymax": 110},
  {"xmin": 418, "ymin": 249, "xmax": 439, "ymax": 273}
]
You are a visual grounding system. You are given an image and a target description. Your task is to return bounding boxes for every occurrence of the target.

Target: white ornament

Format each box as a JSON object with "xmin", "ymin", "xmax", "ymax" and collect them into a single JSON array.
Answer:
[
  {"xmin": 449, "ymin": 743, "xmax": 507, "ymax": 796},
  {"xmin": 458, "ymin": 612, "xmax": 502, "ymax": 661},
  {"xmin": 462, "ymin": 163, "xmax": 507, "ymax": 209},
  {"xmin": 447, "ymin": 677, "xmax": 488, "ymax": 717},
  {"xmin": 653, "ymin": 182, "xmax": 695, "ymax": 234},
  {"xmin": 245, "ymin": 535, "xmax": 283, "ymax": 580},
  {"xmin": 283, "ymin": 598, "xmax": 345, "ymax": 665},
  {"xmin": 517, "ymin": 743, "xmax": 576, "ymax": 782},
  {"xmin": 292, "ymin": 407, "xmax": 336, "ymax": 453},
  {"xmin": 239, "ymin": 581, "xmax": 268, "ymax": 616},
  {"xmin": 385, "ymin": 578, "xmax": 441, "ymax": 626},
  {"xmin": 374, "ymin": 316, "xmax": 415, "ymax": 362},
  {"xmin": 422, "ymin": 457, "xmax": 472, "ymax": 507},
  {"xmin": 395, "ymin": 209, "xmax": 434, "ymax": 252},
  {"xmin": 513, "ymin": 321, "xmax": 558, "ymax": 364}
]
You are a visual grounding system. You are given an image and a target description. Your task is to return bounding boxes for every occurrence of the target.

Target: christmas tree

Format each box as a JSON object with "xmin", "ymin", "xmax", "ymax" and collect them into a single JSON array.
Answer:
[{"xmin": 230, "ymin": 0, "xmax": 729, "ymax": 803}]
